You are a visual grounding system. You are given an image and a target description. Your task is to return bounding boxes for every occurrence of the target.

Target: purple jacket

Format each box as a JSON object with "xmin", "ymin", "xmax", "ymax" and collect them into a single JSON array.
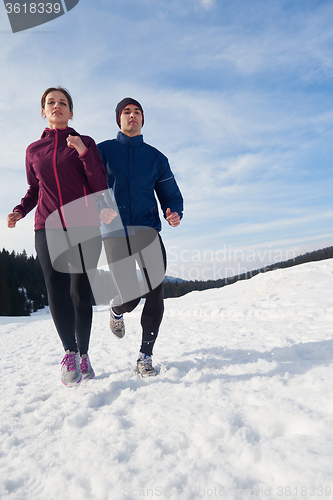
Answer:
[{"xmin": 13, "ymin": 127, "xmax": 107, "ymax": 230}]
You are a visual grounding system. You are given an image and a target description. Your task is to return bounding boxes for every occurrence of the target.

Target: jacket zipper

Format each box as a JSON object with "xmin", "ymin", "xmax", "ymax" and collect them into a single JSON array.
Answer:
[{"xmin": 83, "ymin": 185, "xmax": 88, "ymax": 207}]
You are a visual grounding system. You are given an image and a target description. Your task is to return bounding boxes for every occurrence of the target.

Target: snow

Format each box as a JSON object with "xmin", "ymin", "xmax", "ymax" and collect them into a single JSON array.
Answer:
[{"xmin": 1, "ymin": 259, "xmax": 333, "ymax": 500}]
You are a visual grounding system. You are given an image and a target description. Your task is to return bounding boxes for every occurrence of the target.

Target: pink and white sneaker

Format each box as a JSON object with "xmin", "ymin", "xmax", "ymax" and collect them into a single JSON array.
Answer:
[
  {"xmin": 60, "ymin": 351, "xmax": 82, "ymax": 386},
  {"xmin": 80, "ymin": 354, "xmax": 95, "ymax": 380}
]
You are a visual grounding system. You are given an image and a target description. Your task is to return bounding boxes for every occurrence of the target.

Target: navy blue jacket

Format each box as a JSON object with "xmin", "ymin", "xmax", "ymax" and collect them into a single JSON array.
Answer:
[{"xmin": 97, "ymin": 132, "xmax": 183, "ymax": 236}]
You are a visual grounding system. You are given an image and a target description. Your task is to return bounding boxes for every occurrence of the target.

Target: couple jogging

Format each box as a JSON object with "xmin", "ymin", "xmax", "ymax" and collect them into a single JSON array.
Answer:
[{"xmin": 7, "ymin": 88, "xmax": 183, "ymax": 386}]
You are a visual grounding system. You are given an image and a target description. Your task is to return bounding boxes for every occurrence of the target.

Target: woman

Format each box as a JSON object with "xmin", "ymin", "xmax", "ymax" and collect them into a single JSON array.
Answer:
[{"xmin": 7, "ymin": 87, "xmax": 107, "ymax": 386}]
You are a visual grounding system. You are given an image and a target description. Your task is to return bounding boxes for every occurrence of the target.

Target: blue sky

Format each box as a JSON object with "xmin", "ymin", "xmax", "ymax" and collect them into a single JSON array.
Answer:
[{"xmin": 1, "ymin": 0, "xmax": 332, "ymax": 280}]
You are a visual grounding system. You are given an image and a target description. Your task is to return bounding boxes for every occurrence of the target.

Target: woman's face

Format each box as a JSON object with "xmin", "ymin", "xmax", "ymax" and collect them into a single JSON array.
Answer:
[{"xmin": 42, "ymin": 90, "xmax": 73, "ymax": 129}]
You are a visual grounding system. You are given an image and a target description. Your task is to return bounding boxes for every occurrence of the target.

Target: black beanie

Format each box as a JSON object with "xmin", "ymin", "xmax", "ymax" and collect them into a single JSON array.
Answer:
[{"xmin": 115, "ymin": 98, "xmax": 144, "ymax": 128}]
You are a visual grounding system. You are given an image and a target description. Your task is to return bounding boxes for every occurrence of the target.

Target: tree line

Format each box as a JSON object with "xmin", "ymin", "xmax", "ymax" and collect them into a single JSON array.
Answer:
[
  {"xmin": 0, "ymin": 249, "xmax": 48, "ymax": 316},
  {"xmin": 163, "ymin": 246, "xmax": 333, "ymax": 298},
  {"xmin": 1, "ymin": 245, "xmax": 332, "ymax": 316}
]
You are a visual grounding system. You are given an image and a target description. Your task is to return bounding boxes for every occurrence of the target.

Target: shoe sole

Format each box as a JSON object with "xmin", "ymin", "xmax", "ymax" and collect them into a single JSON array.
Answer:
[
  {"xmin": 81, "ymin": 371, "xmax": 95, "ymax": 380},
  {"xmin": 61, "ymin": 373, "xmax": 83, "ymax": 386},
  {"xmin": 112, "ymin": 330, "xmax": 125, "ymax": 339},
  {"xmin": 135, "ymin": 368, "xmax": 159, "ymax": 378}
]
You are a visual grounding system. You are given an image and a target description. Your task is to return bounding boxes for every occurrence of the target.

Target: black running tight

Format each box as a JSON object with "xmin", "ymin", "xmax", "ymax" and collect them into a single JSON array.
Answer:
[
  {"xmin": 104, "ymin": 230, "xmax": 167, "ymax": 356},
  {"xmin": 35, "ymin": 229, "xmax": 101, "ymax": 355}
]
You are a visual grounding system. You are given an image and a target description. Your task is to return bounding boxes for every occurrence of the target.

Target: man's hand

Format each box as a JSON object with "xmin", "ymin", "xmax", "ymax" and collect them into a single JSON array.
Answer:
[
  {"xmin": 166, "ymin": 208, "xmax": 180, "ymax": 227},
  {"xmin": 100, "ymin": 208, "xmax": 118, "ymax": 224},
  {"xmin": 7, "ymin": 212, "xmax": 22, "ymax": 228},
  {"xmin": 66, "ymin": 135, "xmax": 87, "ymax": 156}
]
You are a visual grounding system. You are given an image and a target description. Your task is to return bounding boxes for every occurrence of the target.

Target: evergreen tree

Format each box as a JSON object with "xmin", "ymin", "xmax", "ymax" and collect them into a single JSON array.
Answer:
[
  {"xmin": 0, "ymin": 248, "xmax": 48, "ymax": 316},
  {"xmin": 0, "ymin": 280, "xmax": 11, "ymax": 315}
]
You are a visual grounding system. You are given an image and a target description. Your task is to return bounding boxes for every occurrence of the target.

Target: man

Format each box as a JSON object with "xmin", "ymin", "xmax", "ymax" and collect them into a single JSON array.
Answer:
[{"xmin": 98, "ymin": 97, "xmax": 183, "ymax": 377}]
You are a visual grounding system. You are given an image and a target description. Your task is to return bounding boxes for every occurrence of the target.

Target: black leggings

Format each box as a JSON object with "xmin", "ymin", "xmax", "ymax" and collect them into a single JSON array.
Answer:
[
  {"xmin": 104, "ymin": 230, "xmax": 167, "ymax": 356},
  {"xmin": 35, "ymin": 229, "xmax": 101, "ymax": 355}
]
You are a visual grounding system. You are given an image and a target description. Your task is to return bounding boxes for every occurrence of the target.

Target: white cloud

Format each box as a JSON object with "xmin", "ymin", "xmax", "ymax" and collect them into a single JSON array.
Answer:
[{"xmin": 199, "ymin": 0, "xmax": 216, "ymax": 10}]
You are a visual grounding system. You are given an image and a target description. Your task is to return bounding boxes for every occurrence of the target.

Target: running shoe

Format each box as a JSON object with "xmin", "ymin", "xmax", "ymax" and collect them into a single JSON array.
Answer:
[
  {"xmin": 60, "ymin": 351, "xmax": 82, "ymax": 386},
  {"xmin": 80, "ymin": 354, "xmax": 95, "ymax": 380},
  {"xmin": 135, "ymin": 353, "xmax": 158, "ymax": 378},
  {"xmin": 109, "ymin": 302, "xmax": 125, "ymax": 339}
]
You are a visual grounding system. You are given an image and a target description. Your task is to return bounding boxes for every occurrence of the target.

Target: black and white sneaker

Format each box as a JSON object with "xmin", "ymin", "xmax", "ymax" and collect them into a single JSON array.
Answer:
[
  {"xmin": 109, "ymin": 302, "xmax": 125, "ymax": 339},
  {"xmin": 135, "ymin": 353, "xmax": 158, "ymax": 378}
]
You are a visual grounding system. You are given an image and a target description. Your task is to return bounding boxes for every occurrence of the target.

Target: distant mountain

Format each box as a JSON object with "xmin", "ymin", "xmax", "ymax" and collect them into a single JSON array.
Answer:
[
  {"xmin": 164, "ymin": 276, "xmax": 187, "ymax": 283},
  {"xmin": 134, "ymin": 269, "xmax": 185, "ymax": 283}
]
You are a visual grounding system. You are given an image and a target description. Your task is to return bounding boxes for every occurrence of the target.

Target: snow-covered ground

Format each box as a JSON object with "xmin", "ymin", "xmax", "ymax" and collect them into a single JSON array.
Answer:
[{"xmin": 1, "ymin": 259, "xmax": 333, "ymax": 500}]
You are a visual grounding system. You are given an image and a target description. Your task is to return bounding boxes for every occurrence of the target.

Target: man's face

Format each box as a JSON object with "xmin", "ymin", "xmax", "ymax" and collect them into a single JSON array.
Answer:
[{"xmin": 120, "ymin": 104, "xmax": 143, "ymax": 137}]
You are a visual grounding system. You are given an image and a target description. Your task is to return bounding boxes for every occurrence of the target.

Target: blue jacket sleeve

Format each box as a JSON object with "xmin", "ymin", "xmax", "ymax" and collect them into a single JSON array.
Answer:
[{"xmin": 155, "ymin": 156, "xmax": 183, "ymax": 219}]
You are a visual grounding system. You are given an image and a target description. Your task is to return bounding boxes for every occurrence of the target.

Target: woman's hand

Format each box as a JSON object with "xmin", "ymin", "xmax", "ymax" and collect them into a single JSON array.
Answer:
[
  {"xmin": 100, "ymin": 208, "xmax": 118, "ymax": 224},
  {"xmin": 7, "ymin": 212, "xmax": 22, "ymax": 228},
  {"xmin": 166, "ymin": 208, "xmax": 181, "ymax": 227},
  {"xmin": 66, "ymin": 135, "xmax": 87, "ymax": 156}
]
